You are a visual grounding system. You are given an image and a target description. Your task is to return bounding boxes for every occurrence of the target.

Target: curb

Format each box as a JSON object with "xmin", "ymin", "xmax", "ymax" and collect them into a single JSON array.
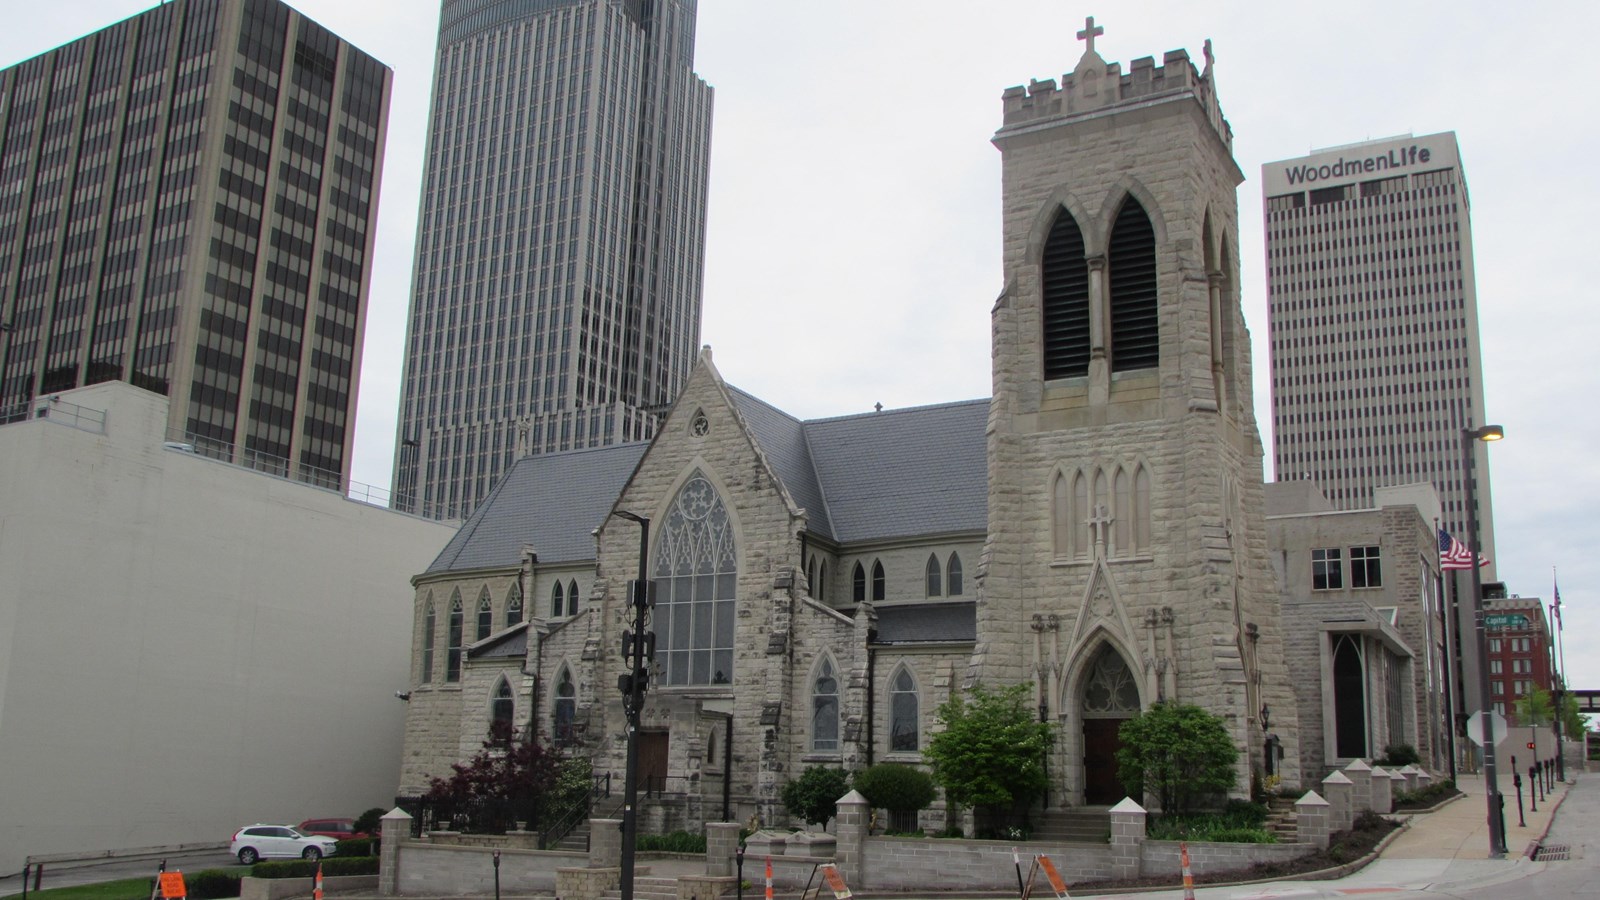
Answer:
[{"xmin": 1522, "ymin": 779, "xmax": 1573, "ymax": 859}]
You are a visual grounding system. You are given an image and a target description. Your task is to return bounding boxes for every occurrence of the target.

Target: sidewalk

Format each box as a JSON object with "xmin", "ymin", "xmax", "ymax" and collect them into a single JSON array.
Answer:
[{"xmin": 1378, "ymin": 769, "xmax": 1569, "ymax": 861}]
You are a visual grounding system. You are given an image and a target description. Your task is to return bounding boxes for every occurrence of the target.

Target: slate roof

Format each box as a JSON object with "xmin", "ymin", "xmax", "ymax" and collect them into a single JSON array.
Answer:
[
  {"xmin": 426, "ymin": 387, "xmax": 990, "ymax": 575},
  {"xmin": 874, "ymin": 601, "xmax": 978, "ymax": 643},
  {"xmin": 467, "ymin": 622, "xmax": 529, "ymax": 660},
  {"xmin": 426, "ymin": 442, "xmax": 648, "ymax": 573}
]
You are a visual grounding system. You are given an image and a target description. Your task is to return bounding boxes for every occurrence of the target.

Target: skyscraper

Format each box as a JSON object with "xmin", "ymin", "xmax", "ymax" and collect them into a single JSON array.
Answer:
[
  {"xmin": 1263, "ymin": 132, "xmax": 1496, "ymax": 569},
  {"xmin": 392, "ymin": 0, "xmax": 713, "ymax": 520},
  {"xmin": 0, "ymin": 0, "xmax": 391, "ymax": 488}
]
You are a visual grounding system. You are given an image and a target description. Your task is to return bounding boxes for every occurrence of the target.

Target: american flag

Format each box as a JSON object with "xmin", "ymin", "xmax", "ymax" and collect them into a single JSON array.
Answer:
[
  {"xmin": 1552, "ymin": 578, "xmax": 1563, "ymax": 631},
  {"xmin": 1439, "ymin": 529, "xmax": 1487, "ymax": 570}
]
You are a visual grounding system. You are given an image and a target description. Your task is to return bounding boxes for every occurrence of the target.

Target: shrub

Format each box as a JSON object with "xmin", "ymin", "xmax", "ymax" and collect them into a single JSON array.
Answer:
[
  {"xmin": 851, "ymin": 764, "xmax": 936, "ymax": 816},
  {"xmin": 781, "ymin": 766, "xmax": 851, "ymax": 828},
  {"xmin": 352, "ymin": 807, "xmax": 386, "ymax": 836},
  {"xmin": 923, "ymin": 683, "xmax": 1053, "ymax": 829},
  {"xmin": 186, "ymin": 869, "xmax": 242, "ymax": 899},
  {"xmin": 251, "ymin": 857, "xmax": 379, "ymax": 879},
  {"xmin": 1377, "ymin": 744, "xmax": 1420, "ymax": 767},
  {"xmin": 334, "ymin": 838, "xmax": 376, "ymax": 857},
  {"xmin": 636, "ymin": 830, "xmax": 706, "ymax": 853},
  {"xmin": 1116, "ymin": 703, "xmax": 1237, "ymax": 815}
]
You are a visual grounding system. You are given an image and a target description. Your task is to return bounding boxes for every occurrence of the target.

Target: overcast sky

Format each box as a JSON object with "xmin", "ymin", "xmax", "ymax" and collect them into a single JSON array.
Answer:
[{"xmin": 8, "ymin": 2, "xmax": 1598, "ymax": 700}]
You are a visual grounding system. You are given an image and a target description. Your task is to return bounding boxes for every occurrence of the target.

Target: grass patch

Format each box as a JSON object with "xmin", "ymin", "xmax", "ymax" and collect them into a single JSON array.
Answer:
[{"xmin": 3, "ymin": 877, "xmax": 159, "ymax": 900}]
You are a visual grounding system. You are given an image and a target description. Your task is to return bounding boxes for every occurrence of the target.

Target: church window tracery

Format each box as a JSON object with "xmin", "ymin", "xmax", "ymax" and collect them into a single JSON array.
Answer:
[
  {"xmin": 505, "ymin": 583, "xmax": 523, "ymax": 627},
  {"xmin": 812, "ymin": 656, "xmax": 840, "ymax": 751},
  {"xmin": 490, "ymin": 677, "xmax": 514, "ymax": 746},
  {"xmin": 652, "ymin": 470, "xmax": 737, "ymax": 686},
  {"xmin": 421, "ymin": 595, "xmax": 435, "ymax": 683},
  {"xmin": 553, "ymin": 666, "xmax": 576, "ymax": 745},
  {"xmin": 1041, "ymin": 209, "xmax": 1090, "ymax": 380},
  {"xmin": 946, "ymin": 553, "xmax": 963, "ymax": 596},
  {"xmin": 1108, "ymin": 196, "xmax": 1158, "ymax": 372},
  {"xmin": 476, "ymin": 589, "xmax": 493, "ymax": 641},
  {"xmin": 567, "ymin": 579, "xmax": 579, "ymax": 616},
  {"xmin": 446, "ymin": 592, "xmax": 464, "ymax": 682},
  {"xmin": 551, "ymin": 581, "xmax": 565, "ymax": 617},
  {"xmin": 889, "ymin": 666, "xmax": 919, "ymax": 752},
  {"xmin": 871, "ymin": 560, "xmax": 885, "ymax": 602},
  {"xmin": 925, "ymin": 554, "xmax": 941, "ymax": 597},
  {"xmin": 1081, "ymin": 645, "xmax": 1140, "ymax": 715},
  {"xmin": 852, "ymin": 563, "xmax": 866, "ymax": 603}
]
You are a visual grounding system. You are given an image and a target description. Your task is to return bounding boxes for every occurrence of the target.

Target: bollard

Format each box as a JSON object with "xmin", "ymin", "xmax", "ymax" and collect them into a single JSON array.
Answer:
[
  {"xmin": 20, "ymin": 863, "xmax": 28, "ymax": 900},
  {"xmin": 493, "ymin": 849, "xmax": 501, "ymax": 900},
  {"xmin": 735, "ymin": 844, "xmax": 745, "ymax": 900},
  {"xmin": 33, "ymin": 863, "xmax": 44, "ymax": 893}
]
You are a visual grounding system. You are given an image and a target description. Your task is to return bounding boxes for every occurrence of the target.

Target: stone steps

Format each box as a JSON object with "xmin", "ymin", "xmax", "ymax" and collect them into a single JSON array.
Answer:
[
  {"xmin": 1264, "ymin": 796, "xmax": 1298, "ymax": 842},
  {"xmin": 600, "ymin": 876, "xmax": 678, "ymax": 900}
]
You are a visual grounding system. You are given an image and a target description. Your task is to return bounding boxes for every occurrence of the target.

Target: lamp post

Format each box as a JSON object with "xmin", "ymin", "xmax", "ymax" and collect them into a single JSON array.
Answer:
[
  {"xmin": 611, "ymin": 510, "xmax": 651, "ymax": 900},
  {"xmin": 1462, "ymin": 422, "xmax": 1505, "ymax": 858}
]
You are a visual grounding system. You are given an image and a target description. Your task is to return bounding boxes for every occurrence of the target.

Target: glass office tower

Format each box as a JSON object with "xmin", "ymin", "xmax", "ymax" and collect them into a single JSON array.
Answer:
[
  {"xmin": 0, "ymin": 0, "xmax": 391, "ymax": 488},
  {"xmin": 392, "ymin": 0, "xmax": 713, "ymax": 519},
  {"xmin": 1263, "ymin": 132, "xmax": 1496, "ymax": 568}
]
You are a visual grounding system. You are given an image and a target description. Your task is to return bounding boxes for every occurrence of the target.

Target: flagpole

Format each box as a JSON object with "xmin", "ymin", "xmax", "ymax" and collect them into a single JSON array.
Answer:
[
  {"xmin": 1552, "ymin": 568, "xmax": 1567, "ymax": 781},
  {"xmin": 1436, "ymin": 520, "xmax": 1458, "ymax": 781}
]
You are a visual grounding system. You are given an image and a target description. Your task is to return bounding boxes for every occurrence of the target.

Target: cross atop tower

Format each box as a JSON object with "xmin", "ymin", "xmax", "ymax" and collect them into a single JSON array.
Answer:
[{"xmin": 1077, "ymin": 16, "xmax": 1104, "ymax": 55}]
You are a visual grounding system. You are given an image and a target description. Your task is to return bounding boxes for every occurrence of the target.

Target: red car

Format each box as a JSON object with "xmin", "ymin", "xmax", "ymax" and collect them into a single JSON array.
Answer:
[{"xmin": 298, "ymin": 818, "xmax": 370, "ymax": 840}]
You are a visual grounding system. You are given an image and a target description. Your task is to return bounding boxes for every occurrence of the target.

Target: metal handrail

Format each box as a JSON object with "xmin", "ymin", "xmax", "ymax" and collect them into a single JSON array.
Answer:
[{"xmin": 538, "ymin": 773, "xmax": 612, "ymax": 850}]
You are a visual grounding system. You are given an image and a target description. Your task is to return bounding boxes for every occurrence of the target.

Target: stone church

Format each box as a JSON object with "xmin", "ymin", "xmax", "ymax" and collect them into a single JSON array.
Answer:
[{"xmin": 398, "ymin": 23, "xmax": 1303, "ymax": 830}]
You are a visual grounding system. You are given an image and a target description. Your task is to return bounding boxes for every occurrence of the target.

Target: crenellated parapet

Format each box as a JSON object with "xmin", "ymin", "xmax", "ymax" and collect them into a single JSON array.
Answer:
[{"xmin": 998, "ymin": 19, "xmax": 1232, "ymax": 151}]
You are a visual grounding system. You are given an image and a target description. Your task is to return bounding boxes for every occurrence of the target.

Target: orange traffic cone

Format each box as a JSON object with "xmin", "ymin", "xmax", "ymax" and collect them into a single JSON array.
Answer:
[
  {"xmin": 765, "ymin": 857, "xmax": 773, "ymax": 900},
  {"xmin": 1179, "ymin": 842, "xmax": 1195, "ymax": 900},
  {"xmin": 313, "ymin": 862, "xmax": 324, "ymax": 900}
]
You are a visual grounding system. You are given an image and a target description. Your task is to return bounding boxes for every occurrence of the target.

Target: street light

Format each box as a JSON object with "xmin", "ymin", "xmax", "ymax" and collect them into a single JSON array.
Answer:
[
  {"xmin": 611, "ymin": 510, "xmax": 651, "ymax": 900},
  {"xmin": 1462, "ymin": 422, "xmax": 1505, "ymax": 857}
]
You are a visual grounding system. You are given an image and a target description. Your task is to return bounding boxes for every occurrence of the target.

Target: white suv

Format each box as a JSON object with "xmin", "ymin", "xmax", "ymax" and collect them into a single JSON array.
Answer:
[{"xmin": 230, "ymin": 825, "xmax": 339, "ymax": 864}]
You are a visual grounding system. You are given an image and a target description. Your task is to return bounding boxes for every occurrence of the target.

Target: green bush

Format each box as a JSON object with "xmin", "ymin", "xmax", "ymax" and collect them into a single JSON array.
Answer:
[
  {"xmin": 636, "ymin": 830, "xmax": 707, "ymax": 853},
  {"xmin": 186, "ymin": 869, "xmax": 242, "ymax": 899},
  {"xmin": 1222, "ymin": 798, "xmax": 1267, "ymax": 825},
  {"xmin": 1377, "ymin": 744, "xmax": 1420, "ymax": 767},
  {"xmin": 352, "ymin": 807, "xmax": 387, "ymax": 836},
  {"xmin": 781, "ymin": 766, "xmax": 851, "ymax": 828},
  {"xmin": 251, "ymin": 857, "xmax": 379, "ymax": 879},
  {"xmin": 1116, "ymin": 703, "xmax": 1238, "ymax": 815},
  {"xmin": 1146, "ymin": 812, "xmax": 1276, "ymax": 843},
  {"xmin": 851, "ymin": 764, "xmax": 936, "ymax": 815},
  {"xmin": 334, "ymin": 838, "xmax": 376, "ymax": 857},
  {"xmin": 1393, "ymin": 778, "xmax": 1458, "ymax": 809}
]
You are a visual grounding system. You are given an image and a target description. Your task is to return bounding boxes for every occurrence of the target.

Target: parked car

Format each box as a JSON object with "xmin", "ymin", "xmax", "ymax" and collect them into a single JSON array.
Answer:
[
  {"xmin": 230, "ymin": 825, "xmax": 339, "ymax": 864},
  {"xmin": 298, "ymin": 818, "xmax": 371, "ymax": 840}
]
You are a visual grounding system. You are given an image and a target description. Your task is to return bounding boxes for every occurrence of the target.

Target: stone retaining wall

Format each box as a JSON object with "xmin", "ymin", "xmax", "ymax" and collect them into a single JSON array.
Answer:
[
  {"xmin": 392, "ymin": 842, "xmax": 585, "ymax": 895},
  {"xmin": 240, "ymin": 875, "xmax": 378, "ymax": 900},
  {"xmin": 1139, "ymin": 839, "xmax": 1310, "ymax": 877}
]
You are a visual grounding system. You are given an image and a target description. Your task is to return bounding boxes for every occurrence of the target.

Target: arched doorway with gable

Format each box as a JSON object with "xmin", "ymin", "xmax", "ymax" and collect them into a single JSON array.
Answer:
[{"xmin": 1071, "ymin": 642, "xmax": 1142, "ymax": 806}]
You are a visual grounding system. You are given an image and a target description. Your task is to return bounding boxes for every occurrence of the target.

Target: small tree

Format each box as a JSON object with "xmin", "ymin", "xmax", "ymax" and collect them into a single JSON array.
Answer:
[
  {"xmin": 1116, "ymin": 702, "xmax": 1237, "ymax": 815},
  {"xmin": 1514, "ymin": 688, "xmax": 1555, "ymax": 726},
  {"xmin": 923, "ymin": 683, "xmax": 1053, "ymax": 829},
  {"xmin": 781, "ymin": 765, "xmax": 851, "ymax": 829},
  {"xmin": 352, "ymin": 807, "xmax": 386, "ymax": 837},
  {"xmin": 423, "ymin": 732, "xmax": 563, "ymax": 833},
  {"xmin": 852, "ymin": 764, "xmax": 936, "ymax": 831}
]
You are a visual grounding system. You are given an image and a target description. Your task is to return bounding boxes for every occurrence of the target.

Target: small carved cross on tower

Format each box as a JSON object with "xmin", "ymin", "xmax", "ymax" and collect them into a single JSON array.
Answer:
[
  {"xmin": 1088, "ymin": 502, "xmax": 1113, "ymax": 553},
  {"xmin": 1077, "ymin": 16, "xmax": 1104, "ymax": 55}
]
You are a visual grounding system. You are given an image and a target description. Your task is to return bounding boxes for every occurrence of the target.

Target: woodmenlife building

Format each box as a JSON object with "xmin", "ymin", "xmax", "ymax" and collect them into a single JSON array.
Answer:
[{"xmin": 1262, "ymin": 132, "xmax": 1497, "ymax": 574}]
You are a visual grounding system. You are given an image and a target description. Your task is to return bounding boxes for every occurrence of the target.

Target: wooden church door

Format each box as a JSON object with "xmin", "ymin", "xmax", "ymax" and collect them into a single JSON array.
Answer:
[{"xmin": 1079, "ymin": 644, "xmax": 1141, "ymax": 806}]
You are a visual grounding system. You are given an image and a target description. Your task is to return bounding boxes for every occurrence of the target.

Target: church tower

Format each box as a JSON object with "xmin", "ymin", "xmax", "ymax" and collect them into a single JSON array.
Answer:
[{"xmin": 975, "ymin": 19, "xmax": 1299, "ymax": 804}]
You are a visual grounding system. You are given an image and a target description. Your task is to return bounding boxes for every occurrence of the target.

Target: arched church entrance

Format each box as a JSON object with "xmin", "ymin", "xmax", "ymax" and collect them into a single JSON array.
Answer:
[{"xmin": 1078, "ymin": 644, "xmax": 1140, "ymax": 805}]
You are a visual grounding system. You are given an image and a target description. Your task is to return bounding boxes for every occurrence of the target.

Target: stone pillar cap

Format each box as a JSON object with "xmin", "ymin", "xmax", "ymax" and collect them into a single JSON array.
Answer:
[
  {"xmin": 1296, "ymin": 790, "xmax": 1329, "ymax": 807},
  {"xmin": 1370, "ymin": 764, "xmax": 1389, "ymax": 776},
  {"xmin": 1323, "ymin": 771, "xmax": 1353, "ymax": 785},
  {"xmin": 1109, "ymin": 797, "xmax": 1147, "ymax": 813},
  {"xmin": 1344, "ymin": 759, "xmax": 1372, "ymax": 772},
  {"xmin": 837, "ymin": 789, "xmax": 869, "ymax": 804},
  {"xmin": 381, "ymin": 808, "xmax": 414, "ymax": 820}
]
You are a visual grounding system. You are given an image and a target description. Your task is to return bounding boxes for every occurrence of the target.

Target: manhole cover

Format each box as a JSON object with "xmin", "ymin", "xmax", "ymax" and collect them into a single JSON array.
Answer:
[{"xmin": 1534, "ymin": 843, "xmax": 1570, "ymax": 861}]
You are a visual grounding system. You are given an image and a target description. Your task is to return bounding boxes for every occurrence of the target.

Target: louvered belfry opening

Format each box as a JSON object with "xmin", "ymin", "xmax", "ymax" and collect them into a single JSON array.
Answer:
[
  {"xmin": 1108, "ymin": 197, "xmax": 1159, "ymax": 372},
  {"xmin": 1041, "ymin": 210, "xmax": 1090, "ymax": 380}
]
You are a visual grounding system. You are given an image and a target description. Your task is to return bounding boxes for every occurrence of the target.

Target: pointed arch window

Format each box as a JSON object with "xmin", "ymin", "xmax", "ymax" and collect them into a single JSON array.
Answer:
[
  {"xmin": 553, "ymin": 667, "xmax": 576, "ymax": 745},
  {"xmin": 1134, "ymin": 465, "xmax": 1151, "ymax": 552},
  {"xmin": 1052, "ymin": 473, "xmax": 1071, "ymax": 558},
  {"xmin": 446, "ymin": 592, "xmax": 464, "ymax": 682},
  {"xmin": 807, "ymin": 555, "xmax": 817, "ymax": 598},
  {"xmin": 1332, "ymin": 634, "xmax": 1368, "ymax": 758},
  {"xmin": 871, "ymin": 560, "xmax": 885, "ymax": 602},
  {"xmin": 506, "ymin": 584, "xmax": 523, "ymax": 627},
  {"xmin": 852, "ymin": 563, "xmax": 866, "ymax": 603},
  {"xmin": 818, "ymin": 560, "xmax": 828, "ymax": 602},
  {"xmin": 551, "ymin": 581, "xmax": 565, "ymax": 618},
  {"xmin": 889, "ymin": 667, "xmax": 919, "ymax": 752},
  {"xmin": 946, "ymin": 553, "xmax": 963, "ymax": 596},
  {"xmin": 1074, "ymin": 472, "xmax": 1090, "ymax": 557},
  {"xmin": 1082, "ymin": 645, "xmax": 1140, "ymax": 715},
  {"xmin": 652, "ymin": 471, "xmax": 737, "ymax": 686},
  {"xmin": 812, "ymin": 657, "xmax": 840, "ymax": 751},
  {"xmin": 567, "ymin": 579, "xmax": 579, "ymax": 616},
  {"xmin": 1114, "ymin": 468, "xmax": 1132, "ymax": 556},
  {"xmin": 1108, "ymin": 197, "xmax": 1158, "ymax": 372},
  {"xmin": 421, "ymin": 597, "xmax": 435, "ymax": 684},
  {"xmin": 489, "ymin": 677, "xmax": 514, "ymax": 746},
  {"xmin": 1041, "ymin": 208, "xmax": 1090, "ymax": 380},
  {"xmin": 925, "ymin": 554, "xmax": 942, "ymax": 597},
  {"xmin": 476, "ymin": 589, "xmax": 493, "ymax": 641}
]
